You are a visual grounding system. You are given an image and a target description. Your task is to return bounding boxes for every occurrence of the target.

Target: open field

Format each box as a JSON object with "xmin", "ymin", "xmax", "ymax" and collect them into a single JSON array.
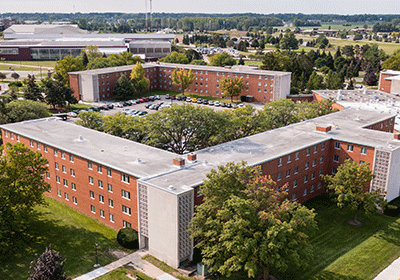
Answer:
[
  {"xmin": 0, "ymin": 64, "xmax": 43, "ymax": 71},
  {"xmin": 0, "ymin": 196, "xmax": 131, "ymax": 280},
  {"xmin": 2, "ymin": 60, "xmax": 57, "ymax": 68}
]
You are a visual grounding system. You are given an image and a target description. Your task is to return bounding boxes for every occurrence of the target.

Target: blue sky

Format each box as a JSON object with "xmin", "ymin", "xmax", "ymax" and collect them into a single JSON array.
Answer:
[{"xmin": 1, "ymin": 0, "xmax": 400, "ymax": 15}]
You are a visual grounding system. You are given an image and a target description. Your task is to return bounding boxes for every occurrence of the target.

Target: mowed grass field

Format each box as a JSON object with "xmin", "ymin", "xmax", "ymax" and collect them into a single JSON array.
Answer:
[
  {"xmin": 2, "ymin": 60, "xmax": 57, "ymax": 68},
  {"xmin": 0, "ymin": 196, "xmax": 129, "ymax": 280}
]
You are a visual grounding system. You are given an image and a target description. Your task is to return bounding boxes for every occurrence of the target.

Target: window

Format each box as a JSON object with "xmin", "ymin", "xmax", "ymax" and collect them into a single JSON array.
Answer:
[
  {"xmin": 4, "ymin": 131, "xmax": 7, "ymax": 137},
  {"xmin": 122, "ymin": 190, "xmax": 131, "ymax": 199},
  {"xmin": 54, "ymin": 149, "xmax": 58, "ymax": 156},
  {"xmin": 97, "ymin": 165, "xmax": 102, "ymax": 173},
  {"xmin": 108, "ymin": 184, "xmax": 113, "ymax": 193},
  {"xmin": 61, "ymin": 152, "xmax": 65, "ymax": 159},
  {"xmin": 91, "ymin": 205, "xmax": 96, "ymax": 213},
  {"xmin": 99, "ymin": 195, "xmax": 104, "ymax": 203},
  {"xmin": 122, "ymin": 205, "xmax": 131, "ymax": 215},
  {"xmin": 44, "ymin": 145, "xmax": 47, "ymax": 152},
  {"xmin": 73, "ymin": 196, "xmax": 77, "ymax": 204},
  {"xmin": 294, "ymin": 166, "xmax": 298, "ymax": 174},
  {"xmin": 361, "ymin": 147, "xmax": 367, "ymax": 155},
  {"xmin": 99, "ymin": 209, "xmax": 105, "ymax": 218},
  {"xmin": 278, "ymin": 158, "xmax": 282, "ymax": 167},
  {"xmin": 292, "ymin": 194, "xmax": 297, "ymax": 201},
  {"xmin": 69, "ymin": 155, "xmax": 74, "ymax": 162},
  {"xmin": 56, "ymin": 176, "xmax": 60, "ymax": 184},
  {"xmin": 293, "ymin": 180, "xmax": 298, "ymax": 188},
  {"xmin": 70, "ymin": 169, "xmax": 75, "ymax": 177},
  {"xmin": 318, "ymin": 182, "xmax": 322, "ymax": 189},
  {"xmin": 64, "ymin": 192, "xmax": 69, "ymax": 200},
  {"xmin": 295, "ymin": 152, "xmax": 299, "ymax": 160},
  {"xmin": 312, "ymin": 159, "xmax": 317, "ymax": 167},
  {"xmin": 332, "ymin": 168, "xmax": 337, "ymax": 175},
  {"xmin": 286, "ymin": 169, "xmax": 291, "ymax": 177},
  {"xmin": 304, "ymin": 175, "xmax": 308, "ymax": 183},
  {"xmin": 277, "ymin": 173, "xmax": 282, "ymax": 181},
  {"xmin": 55, "ymin": 162, "xmax": 59, "ymax": 170},
  {"xmin": 62, "ymin": 165, "xmax": 66, "ymax": 173},
  {"xmin": 311, "ymin": 172, "xmax": 316, "ymax": 180},
  {"xmin": 123, "ymin": 221, "xmax": 131, "ymax": 228},
  {"xmin": 57, "ymin": 189, "xmax": 61, "ymax": 197},
  {"xmin": 321, "ymin": 143, "xmax": 325, "ymax": 150},
  {"xmin": 311, "ymin": 185, "xmax": 315, "ymax": 193},
  {"xmin": 121, "ymin": 174, "xmax": 130, "ymax": 184},
  {"xmin": 88, "ymin": 162, "xmax": 92, "ymax": 169},
  {"xmin": 320, "ymin": 156, "xmax": 324, "ymax": 164},
  {"xmin": 303, "ymin": 189, "xmax": 307, "ymax": 196},
  {"xmin": 37, "ymin": 142, "xmax": 41, "ymax": 150},
  {"xmin": 30, "ymin": 140, "xmax": 34, "ymax": 147},
  {"xmin": 335, "ymin": 142, "xmax": 341, "ymax": 149},
  {"xmin": 63, "ymin": 179, "xmax": 68, "ymax": 187},
  {"xmin": 110, "ymin": 214, "xmax": 114, "ymax": 222},
  {"xmin": 305, "ymin": 162, "xmax": 309, "ymax": 170},
  {"xmin": 319, "ymin": 169, "xmax": 323, "ymax": 176},
  {"xmin": 98, "ymin": 180, "xmax": 103, "ymax": 189},
  {"xmin": 306, "ymin": 148, "xmax": 310, "ymax": 156},
  {"xmin": 90, "ymin": 191, "xmax": 94, "ymax": 199},
  {"xmin": 46, "ymin": 172, "xmax": 50, "ymax": 179},
  {"xmin": 314, "ymin": 146, "xmax": 317, "ymax": 153},
  {"xmin": 333, "ymin": 155, "xmax": 339, "ymax": 162},
  {"xmin": 89, "ymin": 176, "xmax": 94, "ymax": 184},
  {"xmin": 287, "ymin": 155, "xmax": 291, "ymax": 163},
  {"xmin": 360, "ymin": 160, "xmax": 365, "ymax": 165},
  {"xmin": 71, "ymin": 182, "xmax": 76, "ymax": 191},
  {"xmin": 109, "ymin": 199, "xmax": 114, "ymax": 208},
  {"xmin": 107, "ymin": 168, "xmax": 112, "ymax": 177},
  {"xmin": 347, "ymin": 144, "xmax": 354, "ymax": 152},
  {"xmin": 17, "ymin": 135, "xmax": 20, "ymax": 142}
]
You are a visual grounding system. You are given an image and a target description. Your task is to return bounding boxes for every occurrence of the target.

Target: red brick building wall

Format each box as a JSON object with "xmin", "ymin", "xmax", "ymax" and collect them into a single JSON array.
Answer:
[
  {"xmin": 287, "ymin": 94, "xmax": 314, "ymax": 103},
  {"xmin": 313, "ymin": 92, "xmax": 345, "ymax": 111},
  {"xmin": 364, "ymin": 117, "xmax": 395, "ymax": 133},
  {"xmin": 1, "ymin": 130, "xmax": 139, "ymax": 231},
  {"xmin": 379, "ymin": 72, "xmax": 393, "ymax": 93},
  {"xmin": 69, "ymin": 74, "xmax": 80, "ymax": 100}
]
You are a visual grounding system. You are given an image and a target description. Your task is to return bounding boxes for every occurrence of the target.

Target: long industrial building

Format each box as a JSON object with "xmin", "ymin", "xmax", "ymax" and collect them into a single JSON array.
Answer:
[
  {"xmin": 2, "ymin": 107, "xmax": 400, "ymax": 268},
  {"xmin": 69, "ymin": 62, "xmax": 291, "ymax": 103},
  {"xmin": 0, "ymin": 24, "xmax": 174, "ymax": 60}
]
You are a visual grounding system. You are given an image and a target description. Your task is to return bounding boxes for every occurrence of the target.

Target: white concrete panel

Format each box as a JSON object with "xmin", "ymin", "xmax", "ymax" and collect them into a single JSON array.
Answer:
[{"xmin": 386, "ymin": 146, "xmax": 400, "ymax": 202}]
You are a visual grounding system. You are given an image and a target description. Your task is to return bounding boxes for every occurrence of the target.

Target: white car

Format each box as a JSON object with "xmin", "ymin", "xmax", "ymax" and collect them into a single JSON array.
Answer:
[{"xmin": 214, "ymin": 101, "xmax": 221, "ymax": 107}]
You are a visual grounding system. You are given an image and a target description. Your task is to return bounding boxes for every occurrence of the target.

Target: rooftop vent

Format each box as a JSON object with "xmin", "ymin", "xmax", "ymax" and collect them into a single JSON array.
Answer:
[
  {"xmin": 316, "ymin": 126, "xmax": 332, "ymax": 133},
  {"xmin": 168, "ymin": 185, "xmax": 176, "ymax": 191},
  {"xmin": 74, "ymin": 135, "xmax": 86, "ymax": 142},
  {"xmin": 173, "ymin": 158, "xmax": 185, "ymax": 167}
]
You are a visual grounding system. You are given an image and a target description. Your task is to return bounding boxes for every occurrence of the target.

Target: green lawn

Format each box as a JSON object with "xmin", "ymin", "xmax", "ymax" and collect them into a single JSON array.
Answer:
[
  {"xmin": 0, "ymin": 196, "xmax": 130, "ymax": 280},
  {"xmin": 2, "ymin": 60, "xmax": 57, "ymax": 68}
]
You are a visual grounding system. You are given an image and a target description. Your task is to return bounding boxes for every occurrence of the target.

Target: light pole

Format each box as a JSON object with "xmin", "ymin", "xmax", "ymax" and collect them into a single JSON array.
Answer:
[{"xmin": 94, "ymin": 243, "xmax": 100, "ymax": 268}]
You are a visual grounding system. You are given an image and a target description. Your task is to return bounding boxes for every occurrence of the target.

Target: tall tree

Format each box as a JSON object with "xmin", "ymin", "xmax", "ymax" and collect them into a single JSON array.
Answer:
[
  {"xmin": 219, "ymin": 77, "xmax": 244, "ymax": 102},
  {"xmin": 54, "ymin": 56, "xmax": 85, "ymax": 86},
  {"xmin": 0, "ymin": 143, "xmax": 50, "ymax": 253},
  {"xmin": 114, "ymin": 75, "xmax": 135, "ymax": 99},
  {"xmin": 0, "ymin": 100, "xmax": 50, "ymax": 124},
  {"xmin": 76, "ymin": 111, "xmax": 104, "ymax": 131},
  {"xmin": 279, "ymin": 32, "xmax": 299, "ymax": 50},
  {"xmin": 209, "ymin": 52, "xmax": 237, "ymax": 67},
  {"xmin": 130, "ymin": 62, "xmax": 150, "ymax": 92},
  {"xmin": 323, "ymin": 159, "xmax": 386, "ymax": 225},
  {"xmin": 103, "ymin": 113, "xmax": 145, "ymax": 142},
  {"xmin": 159, "ymin": 51, "xmax": 189, "ymax": 64},
  {"xmin": 189, "ymin": 162, "xmax": 317, "ymax": 280},
  {"xmin": 171, "ymin": 67, "xmax": 196, "ymax": 96},
  {"xmin": 28, "ymin": 245, "xmax": 71, "ymax": 280},
  {"xmin": 23, "ymin": 74, "xmax": 43, "ymax": 102}
]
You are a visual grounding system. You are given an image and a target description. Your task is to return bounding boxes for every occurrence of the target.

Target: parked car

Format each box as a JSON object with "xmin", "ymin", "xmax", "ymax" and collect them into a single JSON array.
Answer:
[
  {"xmin": 214, "ymin": 101, "xmax": 221, "ymax": 107},
  {"xmin": 116, "ymin": 102, "xmax": 124, "ymax": 108},
  {"xmin": 88, "ymin": 106, "xmax": 100, "ymax": 111},
  {"xmin": 186, "ymin": 97, "xmax": 192, "ymax": 102},
  {"xmin": 129, "ymin": 100, "xmax": 138, "ymax": 105},
  {"xmin": 238, "ymin": 103, "xmax": 245, "ymax": 108},
  {"xmin": 148, "ymin": 96, "xmax": 155, "ymax": 101},
  {"xmin": 170, "ymin": 95, "xmax": 176, "ymax": 100},
  {"xmin": 197, "ymin": 98, "xmax": 203, "ymax": 104},
  {"xmin": 154, "ymin": 95, "xmax": 161, "ymax": 100},
  {"xmin": 123, "ymin": 101, "xmax": 132, "ymax": 106},
  {"xmin": 142, "ymin": 97, "xmax": 149, "ymax": 102},
  {"xmin": 99, "ymin": 105, "xmax": 109, "ymax": 110},
  {"xmin": 176, "ymin": 96, "xmax": 182, "ymax": 101},
  {"xmin": 202, "ymin": 99, "xmax": 209, "ymax": 105},
  {"xmin": 106, "ymin": 104, "xmax": 114, "ymax": 109},
  {"xmin": 221, "ymin": 102, "xmax": 227, "ymax": 107},
  {"xmin": 192, "ymin": 98, "xmax": 198, "ymax": 103},
  {"xmin": 67, "ymin": 112, "xmax": 77, "ymax": 118},
  {"xmin": 145, "ymin": 103, "xmax": 153, "ymax": 109},
  {"xmin": 208, "ymin": 101, "xmax": 214, "ymax": 106},
  {"xmin": 232, "ymin": 104, "xmax": 238, "ymax": 109},
  {"xmin": 226, "ymin": 103, "xmax": 232, "ymax": 108},
  {"xmin": 165, "ymin": 94, "xmax": 170, "ymax": 99}
]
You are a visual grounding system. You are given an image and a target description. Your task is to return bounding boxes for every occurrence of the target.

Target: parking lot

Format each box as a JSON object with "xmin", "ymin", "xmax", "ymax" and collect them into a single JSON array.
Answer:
[{"xmin": 92, "ymin": 95, "xmax": 246, "ymax": 117}]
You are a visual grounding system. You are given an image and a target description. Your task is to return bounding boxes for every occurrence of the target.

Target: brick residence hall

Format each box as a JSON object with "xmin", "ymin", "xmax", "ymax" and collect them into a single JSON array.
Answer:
[{"xmin": 2, "ymin": 107, "xmax": 400, "ymax": 269}]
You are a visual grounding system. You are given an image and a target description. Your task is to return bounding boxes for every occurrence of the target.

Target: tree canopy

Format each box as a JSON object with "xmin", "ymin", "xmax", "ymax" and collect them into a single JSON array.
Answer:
[
  {"xmin": 323, "ymin": 159, "xmax": 386, "ymax": 225},
  {"xmin": 159, "ymin": 51, "xmax": 190, "ymax": 64},
  {"xmin": 209, "ymin": 52, "xmax": 237, "ymax": 67},
  {"xmin": 0, "ymin": 100, "xmax": 50, "ymax": 125},
  {"xmin": 219, "ymin": 77, "xmax": 244, "ymax": 102},
  {"xmin": 382, "ymin": 52, "xmax": 400, "ymax": 71},
  {"xmin": 189, "ymin": 162, "xmax": 317, "ymax": 280},
  {"xmin": 0, "ymin": 143, "xmax": 50, "ymax": 253},
  {"xmin": 171, "ymin": 67, "xmax": 196, "ymax": 94},
  {"xmin": 54, "ymin": 56, "xmax": 85, "ymax": 86},
  {"xmin": 113, "ymin": 75, "xmax": 135, "ymax": 99},
  {"xmin": 130, "ymin": 62, "xmax": 150, "ymax": 92}
]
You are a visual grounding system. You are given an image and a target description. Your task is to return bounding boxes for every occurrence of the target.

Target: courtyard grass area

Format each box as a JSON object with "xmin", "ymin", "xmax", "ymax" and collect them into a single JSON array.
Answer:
[
  {"xmin": 0, "ymin": 196, "xmax": 129, "ymax": 280},
  {"xmin": 2, "ymin": 60, "xmax": 57, "ymax": 68},
  {"xmin": 278, "ymin": 195, "xmax": 400, "ymax": 280}
]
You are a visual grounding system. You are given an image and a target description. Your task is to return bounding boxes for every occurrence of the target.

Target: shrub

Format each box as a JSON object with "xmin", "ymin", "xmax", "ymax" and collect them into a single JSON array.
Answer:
[
  {"xmin": 117, "ymin": 228, "xmax": 139, "ymax": 249},
  {"xmin": 9, "ymin": 81, "xmax": 22, "ymax": 87},
  {"xmin": 384, "ymin": 204, "xmax": 400, "ymax": 217}
]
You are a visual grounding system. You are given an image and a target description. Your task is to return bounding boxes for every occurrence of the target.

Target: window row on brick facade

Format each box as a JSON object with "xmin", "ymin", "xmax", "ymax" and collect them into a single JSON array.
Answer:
[
  {"xmin": 277, "ymin": 144, "xmax": 326, "ymax": 168},
  {"xmin": 334, "ymin": 142, "xmax": 369, "ymax": 155}
]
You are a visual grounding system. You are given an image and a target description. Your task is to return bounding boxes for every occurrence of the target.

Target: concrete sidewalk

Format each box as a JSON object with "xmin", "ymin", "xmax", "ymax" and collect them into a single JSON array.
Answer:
[
  {"xmin": 374, "ymin": 256, "xmax": 400, "ymax": 280},
  {"xmin": 73, "ymin": 250, "xmax": 178, "ymax": 280}
]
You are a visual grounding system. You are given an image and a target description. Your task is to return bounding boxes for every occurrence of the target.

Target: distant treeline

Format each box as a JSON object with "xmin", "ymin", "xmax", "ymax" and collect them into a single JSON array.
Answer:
[{"xmin": 3, "ymin": 13, "xmax": 400, "ymax": 32}]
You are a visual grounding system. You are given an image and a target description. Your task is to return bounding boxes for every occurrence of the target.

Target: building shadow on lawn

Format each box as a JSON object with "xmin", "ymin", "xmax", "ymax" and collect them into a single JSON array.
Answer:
[
  {"xmin": 0, "ymin": 210, "xmax": 120, "ymax": 280},
  {"xmin": 312, "ymin": 270, "xmax": 365, "ymax": 280},
  {"xmin": 375, "ymin": 218, "xmax": 400, "ymax": 246}
]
